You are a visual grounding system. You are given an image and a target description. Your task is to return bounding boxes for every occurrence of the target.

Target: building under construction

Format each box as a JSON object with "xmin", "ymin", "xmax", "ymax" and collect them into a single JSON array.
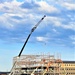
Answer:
[
  {"xmin": 10, "ymin": 54, "xmax": 68, "ymax": 75},
  {"xmin": 8, "ymin": 16, "xmax": 75, "ymax": 75}
]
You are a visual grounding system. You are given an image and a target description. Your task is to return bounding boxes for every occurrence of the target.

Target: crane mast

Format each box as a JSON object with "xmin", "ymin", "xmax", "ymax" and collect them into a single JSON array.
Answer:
[{"xmin": 9, "ymin": 15, "xmax": 46, "ymax": 75}]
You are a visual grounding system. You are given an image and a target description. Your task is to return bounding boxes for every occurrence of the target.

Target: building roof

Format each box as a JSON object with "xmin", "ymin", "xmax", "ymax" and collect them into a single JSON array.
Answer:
[
  {"xmin": 0, "ymin": 72, "xmax": 10, "ymax": 74},
  {"xmin": 63, "ymin": 61, "xmax": 75, "ymax": 63}
]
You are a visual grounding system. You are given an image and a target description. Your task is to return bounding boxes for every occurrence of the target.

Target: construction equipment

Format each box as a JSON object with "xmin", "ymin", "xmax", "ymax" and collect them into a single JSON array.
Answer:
[
  {"xmin": 9, "ymin": 15, "xmax": 46, "ymax": 75},
  {"xmin": 18, "ymin": 15, "xmax": 46, "ymax": 57}
]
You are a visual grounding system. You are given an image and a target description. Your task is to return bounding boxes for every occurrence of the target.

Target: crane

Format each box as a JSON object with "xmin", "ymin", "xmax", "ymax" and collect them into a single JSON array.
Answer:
[
  {"xmin": 18, "ymin": 15, "xmax": 46, "ymax": 57},
  {"xmin": 9, "ymin": 15, "xmax": 46, "ymax": 75}
]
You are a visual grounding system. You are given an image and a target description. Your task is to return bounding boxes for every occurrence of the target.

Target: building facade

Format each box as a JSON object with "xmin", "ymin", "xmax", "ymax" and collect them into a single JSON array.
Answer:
[
  {"xmin": 0, "ymin": 72, "xmax": 9, "ymax": 75},
  {"xmin": 60, "ymin": 61, "xmax": 75, "ymax": 75},
  {"xmin": 9, "ymin": 55, "xmax": 75, "ymax": 75}
]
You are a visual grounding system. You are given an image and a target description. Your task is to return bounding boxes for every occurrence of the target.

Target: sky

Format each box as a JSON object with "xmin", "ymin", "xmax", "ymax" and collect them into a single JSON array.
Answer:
[{"xmin": 0, "ymin": 0, "xmax": 75, "ymax": 71}]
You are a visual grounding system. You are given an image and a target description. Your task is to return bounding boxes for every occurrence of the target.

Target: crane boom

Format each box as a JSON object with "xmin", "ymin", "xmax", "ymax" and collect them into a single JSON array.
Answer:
[
  {"xmin": 18, "ymin": 15, "xmax": 46, "ymax": 57},
  {"xmin": 9, "ymin": 15, "xmax": 46, "ymax": 75}
]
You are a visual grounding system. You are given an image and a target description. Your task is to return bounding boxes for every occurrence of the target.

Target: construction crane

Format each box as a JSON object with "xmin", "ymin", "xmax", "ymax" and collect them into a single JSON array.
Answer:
[
  {"xmin": 18, "ymin": 15, "xmax": 46, "ymax": 57},
  {"xmin": 9, "ymin": 15, "xmax": 46, "ymax": 75}
]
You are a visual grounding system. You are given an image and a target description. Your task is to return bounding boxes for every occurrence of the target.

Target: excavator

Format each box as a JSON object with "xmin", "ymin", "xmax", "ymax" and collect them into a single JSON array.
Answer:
[{"xmin": 9, "ymin": 15, "xmax": 46, "ymax": 75}]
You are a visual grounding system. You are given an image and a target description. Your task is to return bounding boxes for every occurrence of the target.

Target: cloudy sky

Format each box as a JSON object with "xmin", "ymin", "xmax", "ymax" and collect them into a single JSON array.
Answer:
[{"xmin": 0, "ymin": 0, "xmax": 75, "ymax": 71}]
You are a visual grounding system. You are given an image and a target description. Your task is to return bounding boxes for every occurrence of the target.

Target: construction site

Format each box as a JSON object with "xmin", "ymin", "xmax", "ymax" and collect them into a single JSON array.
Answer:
[
  {"xmin": 11, "ymin": 54, "xmax": 67, "ymax": 75},
  {"xmin": 8, "ymin": 15, "xmax": 75, "ymax": 75}
]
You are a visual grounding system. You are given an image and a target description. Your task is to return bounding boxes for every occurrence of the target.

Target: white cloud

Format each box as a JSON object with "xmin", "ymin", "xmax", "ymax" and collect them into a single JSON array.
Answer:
[
  {"xmin": 46, "ymin": 16, "xmax": 75, "ymax": 30},
  {"xmin": 45, "ymin": 16, "xmax": 62, "ymax": 26},
  {"xmin": 7, "ymin": 13, "xmax": 23, "ymax": 18},
  {"xmin": 0, "ymin": 1, "xmax": 23, "ymax": 13},
  {"xmin": 36, "ymin": 36, "xmax": 49, "ymax": 42},
  {"xmin": 0, "ymin": 0, "xmax": 75, "ymax": 31},
  {"xmin": 0, "ymin": 0, "xmax": 61, "ymax": 30},
  {"xmin": 37, "ymin": 1, "xmax": 59, "ymax": 13},
  {"xmin": 61, "ymin": 22, "xmax": 75, "ymax": 30},
  {"xmin": 0, "ymin": 13, "xmax": 14, "ymax": 29},
  {"xmin": 62, "ymin": 2, "xmax": 75, "ymax": 10},
  {"xmin": 0, "ymin": 0, "xmax": 32, "ymax": 29}
]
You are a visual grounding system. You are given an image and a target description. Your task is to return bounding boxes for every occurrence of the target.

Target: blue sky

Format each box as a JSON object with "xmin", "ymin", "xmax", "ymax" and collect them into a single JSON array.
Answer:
[{"xmin": 0, "ymin": 0, "xmax": 75, "ymax": 71}]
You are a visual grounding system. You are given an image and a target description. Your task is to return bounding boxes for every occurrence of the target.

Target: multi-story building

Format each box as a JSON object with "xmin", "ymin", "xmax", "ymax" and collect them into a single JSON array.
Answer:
[
  {"xmin": 0, "ymin": 72, "xmax": 9, "ymax": 75},
  {"xmin": 60, "ymin": 61, "xmax": 75, "ymax": 75},
  {"xmin": 9, "ymin": 55, "xmax": 75, "ymax": 75}
]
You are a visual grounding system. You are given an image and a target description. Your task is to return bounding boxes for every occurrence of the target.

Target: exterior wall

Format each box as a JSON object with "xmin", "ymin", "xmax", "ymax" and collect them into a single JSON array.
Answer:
[
  {"xmin": 60, "ymin": 62, "xmax": 75, "ymax": 75},
  {"xmin": 13, "ymin": 55, "xmax": 75, "ymax": 75},
  {"xmin": 0, "ymin": 74, "xmax": 7, "ymax": 75},
  {"xmin": 0, "ymin": 73, "xmax": 9, "ymax": 75},
  {"xmin": 0, "ymin": 72, "xmax": 10, "ymax": 75}
]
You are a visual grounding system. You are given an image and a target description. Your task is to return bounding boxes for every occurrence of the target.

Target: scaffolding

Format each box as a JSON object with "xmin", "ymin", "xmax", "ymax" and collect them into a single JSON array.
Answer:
[
  {"xmin": 8, "ymin": 15, "xmax": 46, "ymax": 75},
  {"xmin": 11, "ymin": 54, "xmax": 65, "ymax": 75},
  {"xmin": 8, "ymin": 15, "xmax": 66, "ymax": 75}
]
